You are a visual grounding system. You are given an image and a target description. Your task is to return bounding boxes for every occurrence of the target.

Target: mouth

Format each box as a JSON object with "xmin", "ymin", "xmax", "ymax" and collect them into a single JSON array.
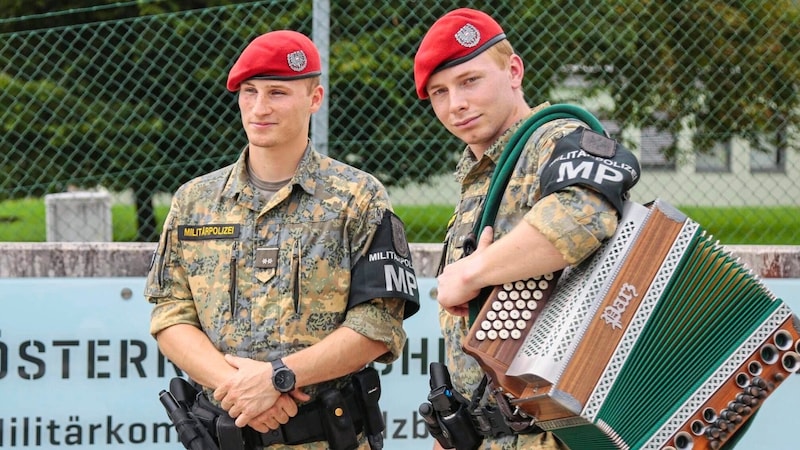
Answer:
[{"xmin": 453, "ymin": 116, "xmax": 479, "ymax": 128}]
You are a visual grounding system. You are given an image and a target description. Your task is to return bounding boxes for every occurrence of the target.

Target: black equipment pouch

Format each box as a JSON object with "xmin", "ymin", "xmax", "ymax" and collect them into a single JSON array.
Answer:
[
  {"xmin": 351, "ymin": 366, "xmax": 386, "ymax": 450},
  {"xmin": 192, "ymin": 394, "xmax": 246, "ymax": 450},
  {"xmin": 319, "ymin": 388, "xmax": 360, "ymax": 450}
]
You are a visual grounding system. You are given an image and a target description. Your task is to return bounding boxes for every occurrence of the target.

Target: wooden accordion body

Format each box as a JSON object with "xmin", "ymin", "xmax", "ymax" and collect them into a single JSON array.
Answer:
[{"xmin": 463, "ymin": 199, "xmax": 800, "ymax": 450}]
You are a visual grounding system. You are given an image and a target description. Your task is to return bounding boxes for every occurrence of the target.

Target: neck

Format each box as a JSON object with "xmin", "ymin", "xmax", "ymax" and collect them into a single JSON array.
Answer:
[{"xmin": 247, "ymin": 142, "xmax": 307, "ymax": 182}]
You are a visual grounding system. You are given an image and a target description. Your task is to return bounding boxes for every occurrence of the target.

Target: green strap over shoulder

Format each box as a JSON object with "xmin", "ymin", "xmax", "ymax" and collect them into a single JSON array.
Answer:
[{"xmin": 467, "ymin": 104, "xmax": 606, "ymax": 326}]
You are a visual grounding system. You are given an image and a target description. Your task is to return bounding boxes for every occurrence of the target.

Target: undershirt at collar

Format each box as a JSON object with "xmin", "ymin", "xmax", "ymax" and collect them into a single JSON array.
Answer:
[{"xmin": 246, "ymin": 162, "xmax": 291, "ymax": 200}]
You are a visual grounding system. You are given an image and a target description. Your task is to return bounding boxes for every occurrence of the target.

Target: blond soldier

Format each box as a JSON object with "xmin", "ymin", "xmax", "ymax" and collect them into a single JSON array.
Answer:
[
  {"xmin": 146, "ymin": 30, "xmax": 419, "ymax": 450},
  {"xmin": 413, "ymin": 8, "xmax": 639, "ymax": 450}
]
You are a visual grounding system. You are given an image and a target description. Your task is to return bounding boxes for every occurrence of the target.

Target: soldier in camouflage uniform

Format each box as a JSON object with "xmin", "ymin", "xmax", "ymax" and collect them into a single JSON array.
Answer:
[
  {"xmin": 413, "ymin": 8, "xmax": 639, "ymax": 450},
  {"xmin": 145, "ymin": 30, "xmax": 419, "ymax": 450}
]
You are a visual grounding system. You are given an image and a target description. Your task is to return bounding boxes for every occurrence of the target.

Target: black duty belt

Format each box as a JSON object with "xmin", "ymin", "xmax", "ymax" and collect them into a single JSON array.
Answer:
[{"xmin": 245, "ymin": 388, "xmax": 365, "ymax": 447}]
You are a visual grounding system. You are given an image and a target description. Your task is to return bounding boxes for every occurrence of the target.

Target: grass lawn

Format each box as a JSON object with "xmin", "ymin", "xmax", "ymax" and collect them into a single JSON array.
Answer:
[{"xmin": 0, "ymin": 197, "xmax": 798, "ymax": 244}]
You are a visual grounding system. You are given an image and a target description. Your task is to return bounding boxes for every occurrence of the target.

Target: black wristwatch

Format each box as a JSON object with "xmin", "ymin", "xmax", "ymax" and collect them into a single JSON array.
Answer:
[{"xmin": 271, "ymin": 358, "xmax": 296, "ymax": 393}]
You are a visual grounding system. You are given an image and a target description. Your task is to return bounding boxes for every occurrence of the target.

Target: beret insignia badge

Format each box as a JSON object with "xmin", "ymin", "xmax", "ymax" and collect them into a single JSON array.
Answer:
[
  {"xmin": 286, "ymin": 50, "xmax": 308, "ymax": 72},
  {"xmin": 454, "ymin": 23, "xmax": 480, "ymax": 48}
]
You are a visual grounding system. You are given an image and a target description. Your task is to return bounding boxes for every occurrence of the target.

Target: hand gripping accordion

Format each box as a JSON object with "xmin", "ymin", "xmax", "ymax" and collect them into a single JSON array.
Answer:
[{"xmin": 459, "ymin": 106, "xmax": 800, "ymax": 450}]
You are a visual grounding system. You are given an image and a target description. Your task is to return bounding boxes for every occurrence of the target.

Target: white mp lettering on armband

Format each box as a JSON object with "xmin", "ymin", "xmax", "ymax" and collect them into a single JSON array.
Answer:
[
  {"xmin": 556, "ymin": 160, "xmax": 594, "ymax": 183},
  {"xmin": 556, "ymin": 160, "xmax": 624, "ymax": 185},
  {"xmin": 383, "ymin": 264, "xmax": 418, "ymax": 296},
  {"xmin": 593, "ymin": 163, "xmax": 624, "ymax": 184}
]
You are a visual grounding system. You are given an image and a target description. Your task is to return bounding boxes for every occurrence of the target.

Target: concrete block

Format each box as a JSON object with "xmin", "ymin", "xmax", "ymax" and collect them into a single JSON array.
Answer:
[{"xmin": 45, "ymin": 192, "xmax": 112, "ymax": 242}]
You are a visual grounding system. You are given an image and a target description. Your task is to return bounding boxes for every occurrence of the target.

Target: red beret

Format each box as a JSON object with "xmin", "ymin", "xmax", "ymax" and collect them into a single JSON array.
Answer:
[
  {"xmin": 413, "ymin": 8, "xmax": 507, "ymax": 99},
  {"xmin": 226, "ymin": 30, "xmax": 322, "ymax": 92}
]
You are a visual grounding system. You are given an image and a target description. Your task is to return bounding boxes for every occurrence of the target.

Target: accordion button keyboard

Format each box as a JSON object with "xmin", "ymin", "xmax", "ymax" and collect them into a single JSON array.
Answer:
[{"xmin": 472, "ymin": 273, "xmax": 556, "ymax": 341}]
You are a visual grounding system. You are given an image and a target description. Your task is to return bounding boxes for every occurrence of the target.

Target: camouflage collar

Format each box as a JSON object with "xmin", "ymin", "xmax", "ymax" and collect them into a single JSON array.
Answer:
[
  {"xmin": 291, "ymin": 142, "xmax": 322, "ymax": 196},
  {"xmin": 222, "ymin": 142, "xmax": 319, "ymax": 203}
]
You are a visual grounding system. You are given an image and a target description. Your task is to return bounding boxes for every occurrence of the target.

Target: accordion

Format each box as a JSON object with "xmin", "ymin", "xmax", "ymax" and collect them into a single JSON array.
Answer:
[{"xmin": 463, "ymin": 199, "xmax": 800, "ymax": 450}]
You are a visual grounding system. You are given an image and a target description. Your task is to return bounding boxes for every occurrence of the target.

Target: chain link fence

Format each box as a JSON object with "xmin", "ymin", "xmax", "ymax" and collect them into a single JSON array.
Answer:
[{"xmin": 1, "ymin": 0, "xmax": 799, "ymax": 244}]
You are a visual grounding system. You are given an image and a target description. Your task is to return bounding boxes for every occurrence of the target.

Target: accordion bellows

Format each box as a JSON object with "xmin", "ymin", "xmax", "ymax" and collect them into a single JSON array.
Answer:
[{"xmin": 463, "ymin": 199, "xmax": 800, "ymax": 450}]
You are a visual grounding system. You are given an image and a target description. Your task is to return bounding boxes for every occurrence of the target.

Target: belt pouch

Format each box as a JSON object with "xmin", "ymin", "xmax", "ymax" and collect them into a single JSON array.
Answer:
[
  {"xmin": 215, "ymin": 415, "xmax": 246, "ymax": 450},
  {"xmin": 319, "ymin": 389, "xmax": 359, "ymax": 450}
]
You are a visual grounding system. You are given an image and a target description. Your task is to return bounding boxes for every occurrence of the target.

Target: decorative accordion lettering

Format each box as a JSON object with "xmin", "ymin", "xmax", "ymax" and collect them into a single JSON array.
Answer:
[{"xmin": 600, "ymin": 282, "xmax": 639, "ymax": 330}]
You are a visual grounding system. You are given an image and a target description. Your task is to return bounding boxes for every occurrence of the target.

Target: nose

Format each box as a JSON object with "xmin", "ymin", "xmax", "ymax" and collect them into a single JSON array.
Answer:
[
  {"xmin": 448, "ymin": 88, "xmax": 468, "ymax": 114},
  {"xmin": 252, "ymin": 93, "xmax": 272, "ymax": 115}
]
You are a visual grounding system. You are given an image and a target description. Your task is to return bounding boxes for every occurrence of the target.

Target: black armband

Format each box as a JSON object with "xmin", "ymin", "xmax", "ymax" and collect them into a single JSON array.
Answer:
[
  {"xmin": 348, "ymin": 210, "xmax": 420, "ymax": 319},
  {"xmin": 539, "ymin": 127, "xmax": 640, "ymax": 215}
]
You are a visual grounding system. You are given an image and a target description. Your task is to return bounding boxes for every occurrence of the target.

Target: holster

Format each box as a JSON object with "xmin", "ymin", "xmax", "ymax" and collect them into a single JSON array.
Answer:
[
  {"xmin": 159, "ymin": 378, "xmax": 221, "ymax": 450},
  {"xmin": 419, "ymin": 363, "xmax": 542, "ymax": 450}
]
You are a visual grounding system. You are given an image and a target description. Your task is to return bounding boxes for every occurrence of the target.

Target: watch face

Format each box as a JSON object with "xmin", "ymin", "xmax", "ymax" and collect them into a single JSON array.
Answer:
[{"xmin": 274, "ymin": 368, "xmax": 295, "ymax": 392}]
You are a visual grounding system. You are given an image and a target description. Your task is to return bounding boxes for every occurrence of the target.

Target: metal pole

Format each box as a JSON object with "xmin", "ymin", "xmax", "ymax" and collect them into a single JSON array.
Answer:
[{"xmin": 312, "ymin": 0, "xmax": 330, "ymax": 155}]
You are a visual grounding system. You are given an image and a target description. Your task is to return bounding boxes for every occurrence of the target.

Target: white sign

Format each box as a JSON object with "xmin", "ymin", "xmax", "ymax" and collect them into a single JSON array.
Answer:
[{"xmin": 0, "ymin": 278, "xmax": 798, "ymax": 449}]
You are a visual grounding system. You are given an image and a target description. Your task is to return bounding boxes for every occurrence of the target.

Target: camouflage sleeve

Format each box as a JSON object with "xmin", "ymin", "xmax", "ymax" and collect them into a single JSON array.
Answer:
[
  {"xmin": 525, "ymin": 186, "xmax": 618, "ymax": 265},
  {"xmin": 523, "ymin": 119, "xmax": 619, "ymax": 265},
  {"xmin": 342, "ymin": 298, "xmax": 407, "ymax": 364},
  {"xmin": 144, "ymin": 192, "xmax": 201, "ymax": 337}
]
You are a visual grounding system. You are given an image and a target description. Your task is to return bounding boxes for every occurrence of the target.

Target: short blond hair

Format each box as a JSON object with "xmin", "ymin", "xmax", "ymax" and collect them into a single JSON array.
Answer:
[{"xmin": 484, "ymin": 39, "xmax": 514, "ymax": 69}]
